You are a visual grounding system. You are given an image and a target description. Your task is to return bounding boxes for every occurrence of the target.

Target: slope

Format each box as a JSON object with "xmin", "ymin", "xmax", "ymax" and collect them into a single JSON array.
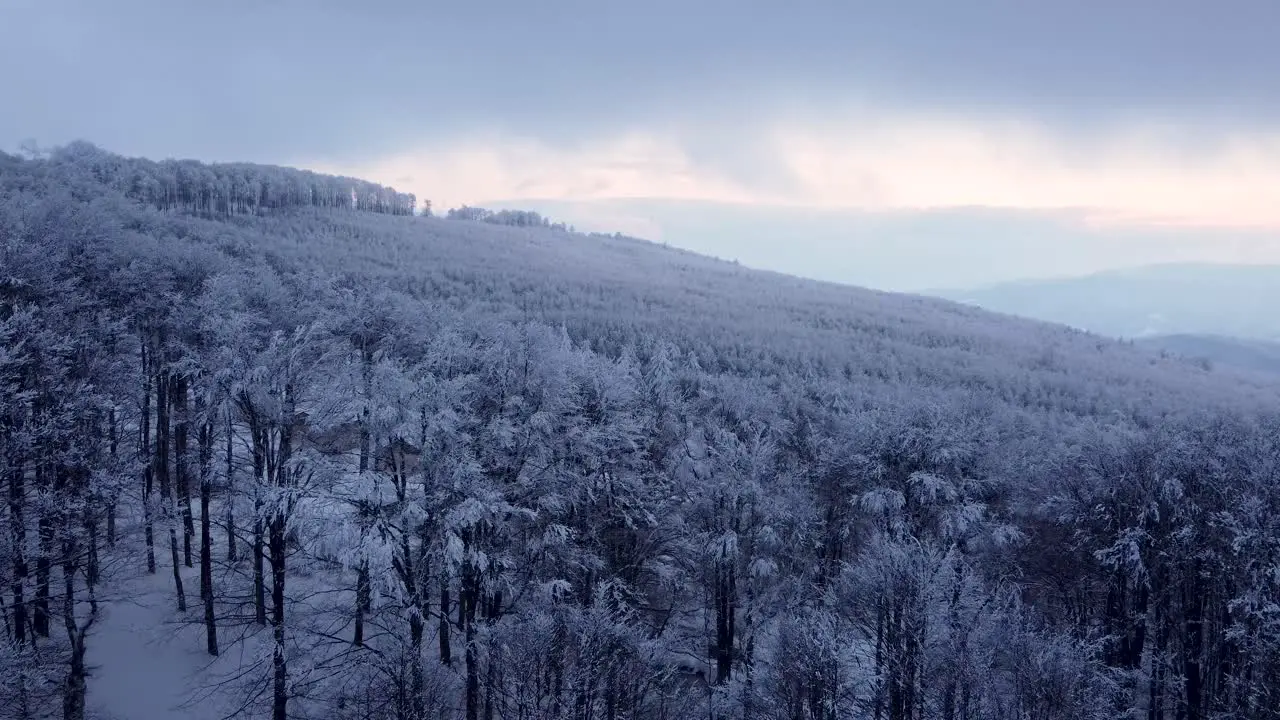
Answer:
[
  {"xmin": 196, "ymin": 205, "xmax": 1280, "ymax": 419},
  {"xmin": 6, "ymin": 144, "xmax": 1274, "ymax": 423}
]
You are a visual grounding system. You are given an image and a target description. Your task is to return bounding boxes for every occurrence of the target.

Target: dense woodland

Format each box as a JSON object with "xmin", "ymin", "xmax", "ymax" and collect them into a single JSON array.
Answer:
[
  {"xmin": 4, "ymin": 144, "xmax": 1280, "ymax": 720},
  {"xmin": 445, "ymin": 205, "xmax": 571, "ymax": 231},
  {"xmin": 14, "ymin": 141, "xmax": 420, "ymax": 218}
]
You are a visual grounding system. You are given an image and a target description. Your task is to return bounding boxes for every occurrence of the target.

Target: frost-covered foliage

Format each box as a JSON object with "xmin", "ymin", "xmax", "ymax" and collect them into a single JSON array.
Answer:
[
  {"xmin": 445, "ymin": 205, "xmax": 570, "ymax": 231},
  {"xmin": 17, "ymin": 140, "xmax": 418, "ymax": 218},
  {"xmin": 4, "ymin": 146, "xmax": 1280, "ymax": 720}
]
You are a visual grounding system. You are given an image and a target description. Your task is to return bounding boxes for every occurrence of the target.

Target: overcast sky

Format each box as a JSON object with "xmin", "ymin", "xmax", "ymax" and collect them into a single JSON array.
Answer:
[{"xmin": 4, "ymin": 0, "xmax": 1279, "ymax": 289}]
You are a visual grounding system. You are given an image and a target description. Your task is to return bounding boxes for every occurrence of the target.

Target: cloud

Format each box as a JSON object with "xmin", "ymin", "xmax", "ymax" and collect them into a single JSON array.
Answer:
[
  {"xmin": 4, "ymin": 0, "xmax": 1280, "ymax": 165},
  {"xmin": 306, "ymin": 113, "xmax": 1280, "ymax": 291},
  {"xmin": 308, "ymin": 132, "xmax": 762, "ymax": 212},
  {"xmin": 6, "ymin": 0, "xmax": 1280, "ymax": 288},
  {"xmin": 769, "ymin": 115, "xmax": 1280, "ymax": 229},
  {"xmin": 316, "ymin": 114, "xmax": 1280, "ymax": 231}
]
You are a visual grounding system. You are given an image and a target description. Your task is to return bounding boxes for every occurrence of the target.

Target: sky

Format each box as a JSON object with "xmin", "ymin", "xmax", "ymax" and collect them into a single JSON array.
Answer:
[{"xmin": 3, "ymin": 0, "xmax": 1280, "ymax": 290}]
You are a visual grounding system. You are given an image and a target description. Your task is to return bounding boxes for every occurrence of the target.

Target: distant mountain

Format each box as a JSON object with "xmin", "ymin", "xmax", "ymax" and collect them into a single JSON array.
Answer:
[
  {"xmin": 1137, "ymin": 333, "xmax": 1280, "ymax": 377},
  {"xmin": 486, "ymin": 197, "xmax": 1272, "ymax": 293},
  {"xmin": 932, "ymin": 263, "xmax": 1280, "ymax": 341}
]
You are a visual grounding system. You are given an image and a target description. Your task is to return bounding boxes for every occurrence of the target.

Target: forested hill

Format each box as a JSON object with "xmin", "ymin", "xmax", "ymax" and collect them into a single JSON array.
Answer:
[
  {"xmin": 3, "ymin": 141, "xmax": 418, "ymax": 216},
  {"xmin": 5, "ymin": 145, "xmax": 1280, "ymax": 720}
]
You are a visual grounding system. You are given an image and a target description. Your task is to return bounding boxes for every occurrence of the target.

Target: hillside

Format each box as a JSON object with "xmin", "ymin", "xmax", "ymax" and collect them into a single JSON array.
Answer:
[
  {"xmin": 932, "ymin": 263, "xmax": 1280, "ymax": 341},
  {"xmin": 1138, "ymin": 333, "xmax": 1280, "ymax": 377},
  {"xmin": 191, "ymin": 208, "xmax": 1280, "ymax": 419},
  {"xmin": 6, "ymin": 145, "xmax": 1272, "ymax": 419},
  {"xmin": 4, "ymin": 145, "xmax": 1280, "ymax": 720}
]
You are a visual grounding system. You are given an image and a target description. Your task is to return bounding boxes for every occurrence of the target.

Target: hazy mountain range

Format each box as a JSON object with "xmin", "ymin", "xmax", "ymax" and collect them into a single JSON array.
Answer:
[
  {"xmin": 928, "ymin": 263, "xmax": 1280, "ymax": 376},
  {"xmin": 485, "ymin": 197, "xmax": 1280, "ymax": 294},
  {"xmin": 1131, "ymin": 333, "xmax": 1280, "ymax": 376},
  {"xmin": 932, "ymin": 263, "xmax": 1280, "ymax": 341}
]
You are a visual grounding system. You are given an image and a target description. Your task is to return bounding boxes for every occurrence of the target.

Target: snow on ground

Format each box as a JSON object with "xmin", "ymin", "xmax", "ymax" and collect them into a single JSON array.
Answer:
[
  {"xmin": 83, "ymin": 497, "xmax": 369, "ymax": 720},
  {"xmin": 88, "ymin": 569, "xmax": 206, "ymax": 719},
  {"xmin": 84, "ymin": 497, "xmax": 265, "ymax": 720},
  {"xmin": 86, "ymin": 546, "xmax": 237, "ymax": 720}
]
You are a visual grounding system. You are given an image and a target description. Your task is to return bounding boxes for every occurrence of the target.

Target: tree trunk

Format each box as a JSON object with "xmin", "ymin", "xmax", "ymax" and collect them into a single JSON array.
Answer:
[
  {"xmin": 1149, "ymin": 607, "xmax": 1167, "ymax": 720},
  {"xmin": 484, "ymin": 647, "xmax": 497, "ymax": 720},
  {"xmin": 225, "ymin": 412, "xmax": 237, "ymax": 562},
  {"xmin": 34, "ymin": 525, "xmax": 51, "ymax": 638},
  {"xmin": 34, "ymin": 439, "xmax": 51, "ymax": 638},
  {"xmin": 61, "ymin": 466, "xmax": 96, "ymax": 720},
  {"xmin": 463, "ymin": 555, "xmax": 480, "ymax": 720},
  {"xmin": 269, "ymin": 384, "xmax": 295, "ymax": 720},
  {"xmin": 410, "ymin": 611, "xmax": 426, "ymax": 720},
  {"xmin": 875, "ymin": 600, "xmax": 885, "ymax": 720},
  {"xmin": 172, "ymin": 375, "xmax": 194, "ymax": 568},
  {"xmin": 742, "ymin": 569, "xmax": 757, "ymax": 720},
  {"xmin": 354, "ymin": 562, "xmax": 369, "ymax": 646},
  {"xmin": 889, "ymin": 598, "xmax": 904, "ymax": 720},
  {"xmin": 106, "ymin": 408, "xmax": 117, "ymax": 546},
  {"xmin": 1127, "ymin": 578, "xmax": 1149, "ymax": 671},
  {"xmin": 156, "ymin": 369, "xmax": 186, "ymax": 611},
  {"xmin": 943, "ymin": 557, "xmax": 964, "ymax": 720},
  {"xmin": 199, "ymin": 412, "xmax": 219, "ymax": 656},
  {"xmin": 393, "ymin": 508, "xmax": 426, "ymax": 719},
  {"xmin": 714, "ymin": 562, "xmax": 736, "ymax": 684},
  {"xmin": 353, "ymin": 345, "xmax": 372, "ymax": 647},
  {"xmin": 61, "ymin": 605, "xmax": 88, "ymax": 720},
  {"xmin": 439, "ymin": 574, "xmax": 452, "ymax": 666},
  {"xmin": 252, "ymin": 423, "xmax": 266, "ymax": 625},
  {"xmin": 84, "ymin": 502, "xmax": 99, "ymax": 616},
  {"xmin": 142, "ymin": 347, "xmax": 156, "ymax": 574},
  {"xmin": 6, "ymin": 419, "xmax": 27, "ymax": 645},
  {"xmin": 167, "ymin": 509, "xmax": 185, "ymax": 612},
  {"xmin": 61, "ymin": 534, "xmax": 93, "ymax": 720},
  {"xmin": 270, "ymin": 509, "xmax": 288, "ymax": 720},
  {"xmin": 359, "ymin": 346, "xmax": 372, "ymax": 475},
  {"xmin": 1182, "ymin": 575, "xmax": 1204, "ymax": 720}
]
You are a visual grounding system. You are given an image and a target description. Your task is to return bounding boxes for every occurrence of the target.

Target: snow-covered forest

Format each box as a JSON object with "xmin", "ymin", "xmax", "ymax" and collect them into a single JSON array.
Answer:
[{"xmin": 5, "ymin": 143, "xmax": 1280, "ymax": 720}]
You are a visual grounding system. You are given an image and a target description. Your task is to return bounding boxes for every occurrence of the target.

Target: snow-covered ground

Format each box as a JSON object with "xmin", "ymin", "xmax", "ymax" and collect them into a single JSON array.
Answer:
[
  {"xmin": 85, "ymin": 503, "xmax": 263, "ymax": 720},
  {"xmin": 83, "ymin": 496, "xmax": 372, "ymax": 720},
  {"xmin": 88, "ymin": 568, "xmax": 215, "ymax": 719}
]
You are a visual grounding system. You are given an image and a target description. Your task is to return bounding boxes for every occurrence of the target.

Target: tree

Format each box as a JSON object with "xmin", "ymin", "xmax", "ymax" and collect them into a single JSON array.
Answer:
[{"xmin": 230, "ymin": 322, "xmax": 339, "ymax": 720}]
